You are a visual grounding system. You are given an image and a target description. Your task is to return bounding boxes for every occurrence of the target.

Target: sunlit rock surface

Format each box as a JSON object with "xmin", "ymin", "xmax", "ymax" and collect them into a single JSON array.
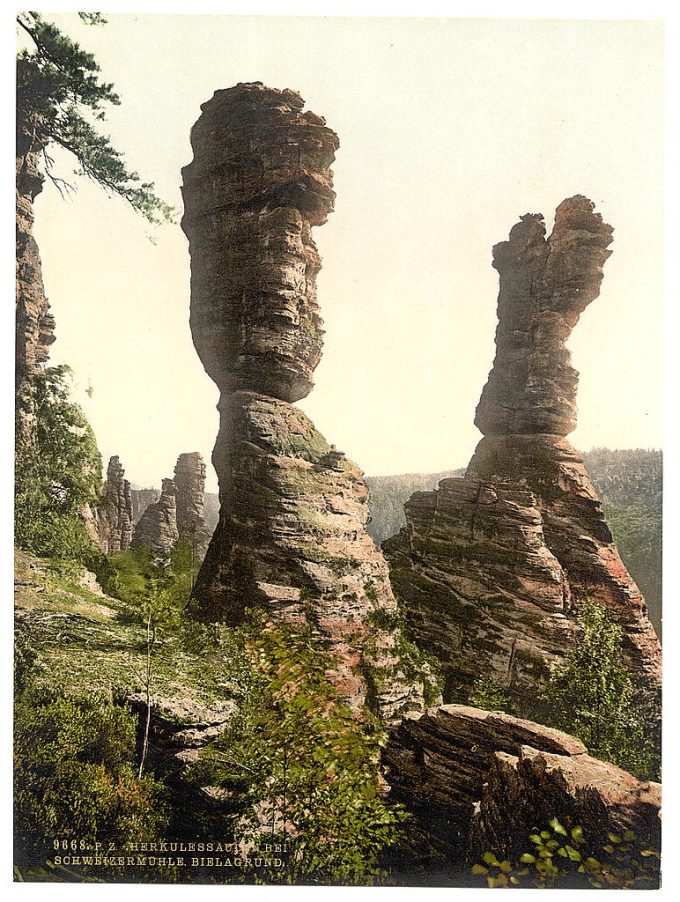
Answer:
[
  {"xmin": 182, "ymin": 83, "xmax": 426, "ymax": 720},
  {"xmin": 132, "ymin": 477, "xmax": 179, "ymax": 558},
  {"xmin": 385, "ymin": 198, "xmax": 661, "ymax": 709},
  {"xmin": 93, "ymin": 456, "xmax": 134, "ymax": 555},
  {"xmin": 16, "ymin": 122, "xmax": 55, "ymax": 441}
]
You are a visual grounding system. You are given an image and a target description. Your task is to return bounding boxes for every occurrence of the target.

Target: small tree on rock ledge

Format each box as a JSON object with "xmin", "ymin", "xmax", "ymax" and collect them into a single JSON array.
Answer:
[{"xmin": 541, "ymin": 601, "xmax": 660, "ymax": 781}]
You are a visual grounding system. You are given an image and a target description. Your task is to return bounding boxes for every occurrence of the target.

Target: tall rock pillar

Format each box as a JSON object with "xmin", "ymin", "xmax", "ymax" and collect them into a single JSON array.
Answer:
[
  {"xmin": 94, "ymin": 455, "xmax": 134, "ymax": 555},
  {"xmin": 174, "ymin": 451, "xmax": 210, "ymax": 556},
  {"xmin": 385, "ymin": 197, "xmax": 661, "ymax": 708},
  {"xmin": 181, "ymin": 82, "xmax": 426, "ymax": 720}
]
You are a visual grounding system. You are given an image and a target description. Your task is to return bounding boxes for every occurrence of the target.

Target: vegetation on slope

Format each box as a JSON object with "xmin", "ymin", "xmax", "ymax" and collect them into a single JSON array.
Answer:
[{"xmin": 14, "ymin": 548, "xmax": 410, "ymax": 885}]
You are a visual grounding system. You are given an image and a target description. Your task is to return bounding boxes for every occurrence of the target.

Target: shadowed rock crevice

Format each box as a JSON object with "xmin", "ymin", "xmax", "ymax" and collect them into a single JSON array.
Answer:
[
  {"xmin": 385, "ymin": 197, "xmax": 661, "ymax": 709},
  {"xmin": 181, "ymin": 83, "xmax": 426, "ymax": 720},
  {"xmin": 382, "ymin": 705, "xmax": 660, "ymax": 878}
]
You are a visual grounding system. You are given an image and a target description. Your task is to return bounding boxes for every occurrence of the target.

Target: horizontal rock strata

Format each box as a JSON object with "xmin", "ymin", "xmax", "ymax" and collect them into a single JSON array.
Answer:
[
  {"xmin": 383, "ymin": 705, "xmax": 660, "ymax": 879},
  {"xmin": 182, "ymin": 83, "xmax": 426, "ymax": 720},
  {"xmin": 182, "ymin": 82, "xmax": 337, "ymax": 404},
  {"xmin": 174, "ymin": 451, "xmax": 211, "ymax": 554},
  {"xmin": 385, "ymin": 197, "xmax": 661, "ymax": 709}
]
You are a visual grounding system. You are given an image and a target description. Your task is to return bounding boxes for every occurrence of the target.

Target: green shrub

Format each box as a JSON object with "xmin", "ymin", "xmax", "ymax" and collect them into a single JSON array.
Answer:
[
  {"xmin": 472, "ymin": 818, "xmax": 660, "ymax": 889},
  {"xmin": 468, "ymin": 674, "xmax": 508, "ymax": 711},
  {"xmin": 188, "ymin": 614, "xmax": 407, "ymax": 885},
  {"xmin": 540, "ymin": 601, "xmax": 660, "ymax": 780},
  {"xmin": 15, "ymin": 366, "xmax": 102, "ymax": 566},
  {"xmin": 365, "ymin": 607, "xmax": 443, "ymax": 708},
  {"xmin": 14, "ymin": 677, "xmax": 167, "ymax": 875}
]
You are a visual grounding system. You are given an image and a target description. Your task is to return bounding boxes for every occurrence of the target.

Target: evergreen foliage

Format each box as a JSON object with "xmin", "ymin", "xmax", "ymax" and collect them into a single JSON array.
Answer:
[
  {"xmin": 541, "ymin": 602, "xmax": 660, "ymax": 780},
  {"xmin": 15, "ymin": 365, "xmax": 102, "ymax": 565},
  {"xmin": 17, "ymin": 11, "xmax": 173, "ymax": 223}
]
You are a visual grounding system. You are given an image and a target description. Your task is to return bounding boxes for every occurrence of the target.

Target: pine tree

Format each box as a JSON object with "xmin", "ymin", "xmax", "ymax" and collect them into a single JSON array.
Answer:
[{"xmin": 17, "ymin": 11, "xmax": 173, "ymax": 223}]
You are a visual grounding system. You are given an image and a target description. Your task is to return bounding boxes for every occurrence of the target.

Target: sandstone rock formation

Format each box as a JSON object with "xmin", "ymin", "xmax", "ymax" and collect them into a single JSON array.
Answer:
[
  {"xmin": 174, "ymin": 451, "xmax": 211, "ymax": 554},
  {"xmin": 181, "ymin": 82, "xmax": 426, "ymax": 720},
  {"xmin": 16, "ymin": 120, "xmax": 55, "ymax": 441},
  {"xmin": 383, "ymin": 705, "xmax": 660, "ymax": 879},
  {"xmin": 385, "ymin": 197, "xmax": 661, "ymax": 709},
  {"xmin": 130, "ymin": 487, "xmax": 160, "ymax": 525},
  {"xmin": 93, "ymin": 456, "xmax": 133, "ymax": 555},
  {"xmin": 132, "ymin": 477, "xmax": 179, "ymax": 558}
]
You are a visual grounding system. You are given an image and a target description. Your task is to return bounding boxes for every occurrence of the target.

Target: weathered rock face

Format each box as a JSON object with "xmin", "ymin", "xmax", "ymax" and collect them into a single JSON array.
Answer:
[
  {"xmin": 174, "ymin": 451, "xmax": 210, "ymax": 553},
  {"xmin": 132, "ymin": 478, "xmax": 179, "ymax": 558},
  {"xmin": 385, "ymin": 197, "xmax": 661, "ymax": 709},
  {"xmin": 130, "ymin": 488, "xmax": 160, "ymax": 525},
  {"xmin": 182, "ymin": 83, "xmax": 426, "ymax": 721},
  {"xmin": 93, "ymin": 456, "xmax": 133, "ymax": 555},
  {"xmin": 383, "ymin": 705, "xmax": 660, "ymax": 879},
  {"xmin": 182, "ymin": 82, "xmax": 337, "ymax": 404},
  {"xmin": 475, "ymin": 197, "xmax": 613, "ymax": 437},
  {"xmin": 16, "ymin": 124, "xmax": 55, "ymax": 441}
]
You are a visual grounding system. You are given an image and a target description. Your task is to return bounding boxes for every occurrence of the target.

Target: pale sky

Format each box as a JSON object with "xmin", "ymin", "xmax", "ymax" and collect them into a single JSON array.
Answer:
[{"xmin": 30, "ymin": 14, "xmax": 663, "ymax": 493}]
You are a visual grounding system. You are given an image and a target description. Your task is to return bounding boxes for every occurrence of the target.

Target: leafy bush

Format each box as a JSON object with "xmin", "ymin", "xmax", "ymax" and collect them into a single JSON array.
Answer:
[
  {"xmin": 468, "ymin": 675, "xmax": 508, "ymax": 711},
  {"xmin": 188, "ymin": 615, "xmax": 407, "ymax": 885},
  {"xmin": 540, "ymin": 601, "xmax": 660, "ymax": 780},
  {"xmin": 14, "ymin": 654, "xmax": 167, "ymax": 875},
  {"xmin": 15, "ymin": 366, "xmax": 103, "ymax": 566},
  {"xmin": 472, "ymin": 818, "xmax": 660, "ymax": 889},
  {"xmin": 365, "ymin": 607, "xmax": 443, "ymax": 709}
]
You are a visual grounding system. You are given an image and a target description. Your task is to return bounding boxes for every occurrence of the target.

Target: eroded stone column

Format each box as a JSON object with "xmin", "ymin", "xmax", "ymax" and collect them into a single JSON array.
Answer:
[
  {"xmin": 181, "ymin": 83, "xmax": 426, "ymax": 720},
  {"xmin": 385, "ymin": 197, "xmax": 661, "ymax": 707}
]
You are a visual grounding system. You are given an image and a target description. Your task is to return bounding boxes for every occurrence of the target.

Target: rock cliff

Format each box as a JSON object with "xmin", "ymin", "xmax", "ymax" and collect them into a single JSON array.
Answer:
[
  {"xmin": 181, "ymin": 82, "xmax": 426, "ymax": 720},
  {"xmin": 16, "ymin": 122, "xmax": 55, "ymax": 441},
  {"xmin": 384, "ymin": 197, "xmax": 661, "ymax": 708},
  {"xmin": 93, "ymin": 456, "xmax": 134, "ymax": 555},
  {"xmin": 132, "ymin": 477, "xmax": 179, "ymax": 558},
  {"xmin": 383, "ymin": 705, "xmax": 660, "ymax": 880}
]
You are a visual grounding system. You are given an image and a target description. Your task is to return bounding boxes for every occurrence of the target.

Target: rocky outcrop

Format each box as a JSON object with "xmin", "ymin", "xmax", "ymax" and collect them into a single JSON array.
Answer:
[
  {"xmin": 383, "ymin": 705, "xmax": 660, "ymax": 878},
  {"xmin": 181, "ymin": 82, "xmax": 426, "ymax": 720},
  {"xmin": 385, "ymin": 197, "xmax": 661, "ymax": 709},
  {"xmin": 174, "ymin": 451, "xmax": 210, "ymax": 553},
  {"xmin": 93, "ymin": 456, "xmax": 133, "ymax": 555},
  {"xmin": 16, "ymin": 121, "xmax": 55, "ymax": 442},
  {"xmin": 131, "ymin": 478, "xmax": 179, "ymax": 558},
  {"xmin": 130, "ymin": 488, "xmax": 160, "ymax": 525}
]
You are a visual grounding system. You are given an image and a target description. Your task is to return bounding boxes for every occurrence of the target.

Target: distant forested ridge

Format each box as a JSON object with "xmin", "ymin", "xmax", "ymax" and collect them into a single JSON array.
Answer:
[
  {"xmin": 583, "ymin": 448, "xmax": 662, "ymax": 636},
  {"xmin": 366, "ymin": 448, "xmax": 661, "ymax": 636},
  {"xmin": 365, "ymin": 470, "xmax": 464, "ymax": 545}
]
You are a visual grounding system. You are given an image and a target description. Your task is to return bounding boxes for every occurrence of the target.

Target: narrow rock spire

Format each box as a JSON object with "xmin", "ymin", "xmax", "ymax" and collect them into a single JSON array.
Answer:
[
  {"xmin": 385, "ymin": 197, "xmax": 660, "ymax": 708},
  {"xmin": 181, "ymin": 83, "xmax": 427, "ymax": 720}
]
